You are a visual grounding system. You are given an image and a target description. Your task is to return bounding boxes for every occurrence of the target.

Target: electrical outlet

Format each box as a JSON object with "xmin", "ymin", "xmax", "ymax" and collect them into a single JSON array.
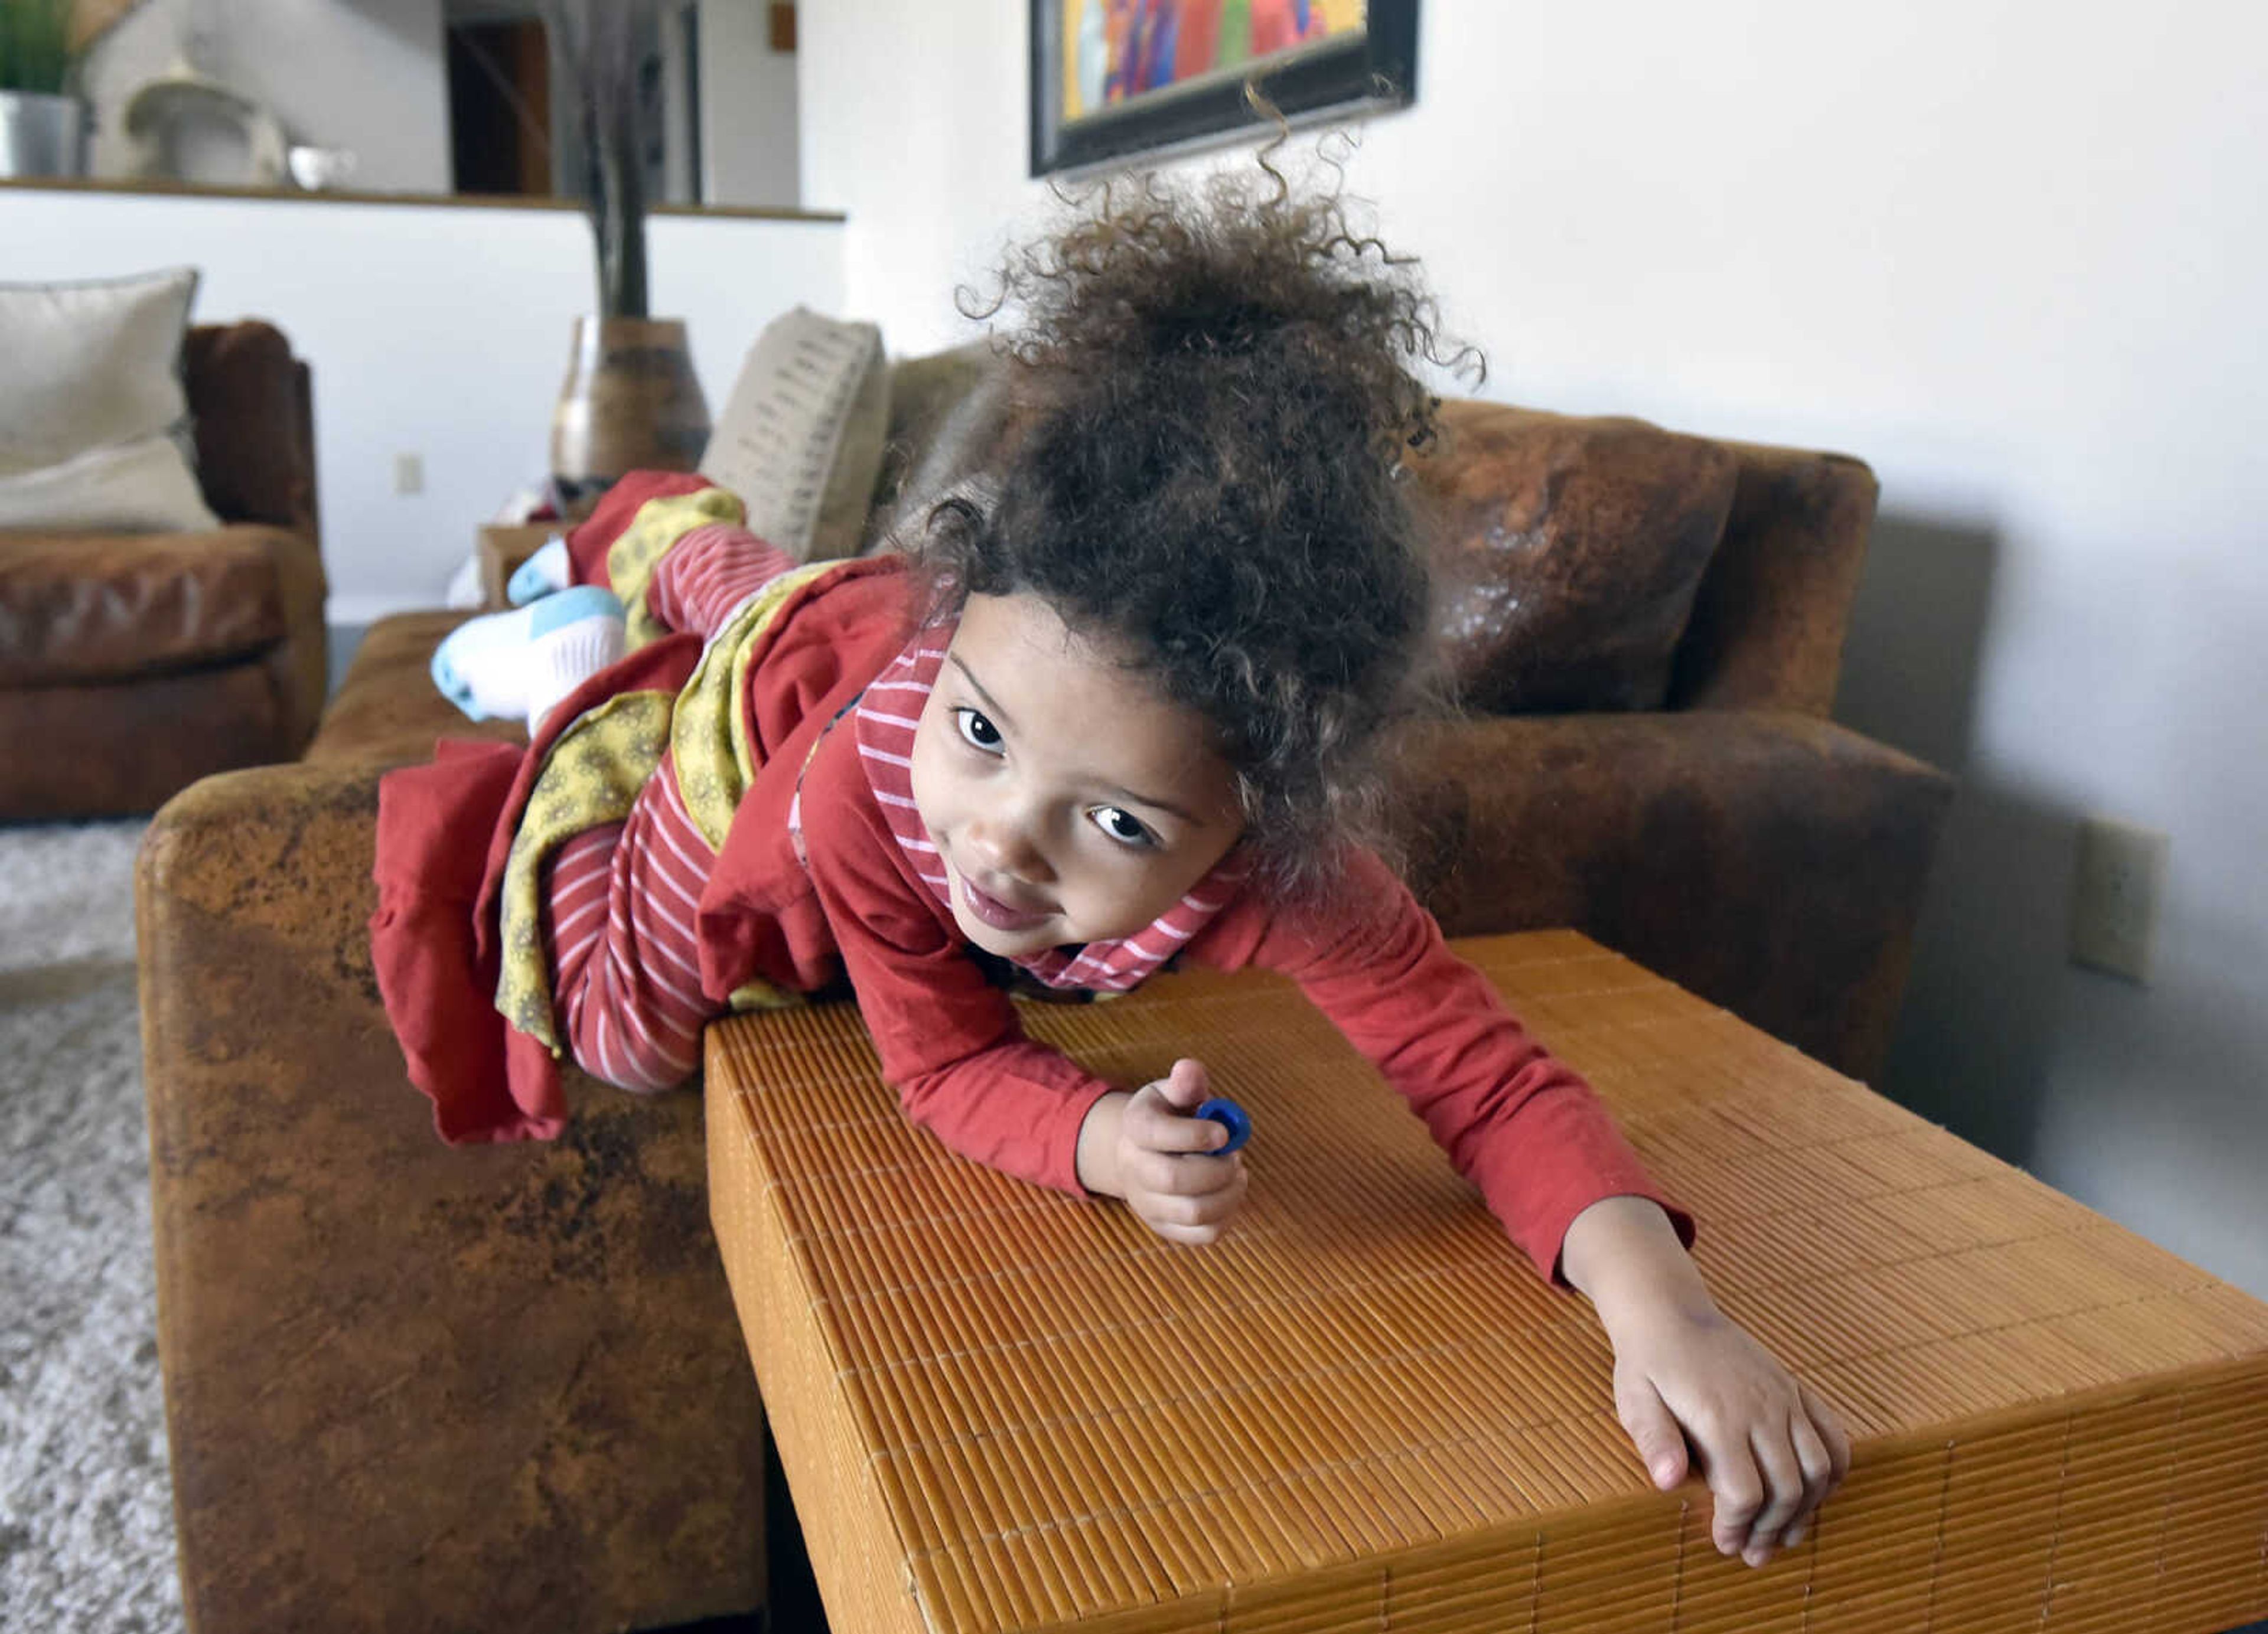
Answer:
[
  {"xmin": 393, "ymin": 452, "xmax": 425, "ymax": 495},
  {"xmin": 2069, "ymin": 816, "xmax": 2169, "ymax": 983}
]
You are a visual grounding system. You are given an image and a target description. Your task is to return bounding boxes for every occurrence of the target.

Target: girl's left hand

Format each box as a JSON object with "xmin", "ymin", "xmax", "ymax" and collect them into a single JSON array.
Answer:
[
  {"xmin": 1560, "ymin": 1195, "xmax": 1850, "ymax": 1568},
  {"xmin": 1604, "ymin": 1297, "xmax": 1850, "ymax": 1566}
]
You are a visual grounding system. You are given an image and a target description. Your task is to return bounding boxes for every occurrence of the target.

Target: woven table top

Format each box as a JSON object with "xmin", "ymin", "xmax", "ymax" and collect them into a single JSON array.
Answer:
[{"xmin": 706, "ymin": 931, "xmax": 2268, "ymax": 1634}]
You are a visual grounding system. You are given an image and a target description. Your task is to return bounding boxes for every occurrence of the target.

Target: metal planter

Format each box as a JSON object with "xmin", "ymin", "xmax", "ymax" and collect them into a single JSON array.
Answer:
[{"xmin": 0, "ymin": 91, "xmax": 89, "ymax": 178}]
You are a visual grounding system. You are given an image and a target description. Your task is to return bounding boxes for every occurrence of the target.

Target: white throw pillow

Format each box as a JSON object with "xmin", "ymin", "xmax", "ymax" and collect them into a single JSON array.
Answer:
[
  {"xmin": 700, "ymin": 306, "xmax": 891, "ymax": 563},
  {"xmin": 0, "ymin": 267, "xmax": 201, "ymax": 476},
  {"xmin": 0, "ymin": 434, "xmax": 221, "ymax": 533}
]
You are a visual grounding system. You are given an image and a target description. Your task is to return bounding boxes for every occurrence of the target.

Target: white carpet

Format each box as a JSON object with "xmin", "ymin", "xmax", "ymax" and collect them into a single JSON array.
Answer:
[{"xmin": 0, "ymin": 819, "xmax": 182, "ymax": 1632}]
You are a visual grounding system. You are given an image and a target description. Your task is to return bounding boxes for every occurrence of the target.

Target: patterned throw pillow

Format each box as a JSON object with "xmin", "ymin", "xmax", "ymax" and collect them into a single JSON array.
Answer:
[{"xmin": 699, "ymin": 306, "xmax": 891, "ymax": 564}]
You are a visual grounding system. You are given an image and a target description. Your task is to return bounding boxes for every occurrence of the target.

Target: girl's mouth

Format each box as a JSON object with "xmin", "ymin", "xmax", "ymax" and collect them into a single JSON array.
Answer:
[{"xmin": 956, "ymin": 870, "xmax": 1052, "ymax": 934}]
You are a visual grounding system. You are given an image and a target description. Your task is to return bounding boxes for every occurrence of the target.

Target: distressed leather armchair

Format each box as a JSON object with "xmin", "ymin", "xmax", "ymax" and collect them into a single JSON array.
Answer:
[
  {"xmin": 0, "ymin": 322, "xmax": 324, "ymax": 819},
  {"xmin": 134, "ymin": 366, "xmax": 1950, "ymax": 1633}
]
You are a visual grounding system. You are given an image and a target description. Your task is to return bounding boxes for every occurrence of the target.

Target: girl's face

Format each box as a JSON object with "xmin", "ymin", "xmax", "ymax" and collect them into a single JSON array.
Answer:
[{"xmin": 909, "ymin": 592, "xmax": 1246, "ymax": 960}]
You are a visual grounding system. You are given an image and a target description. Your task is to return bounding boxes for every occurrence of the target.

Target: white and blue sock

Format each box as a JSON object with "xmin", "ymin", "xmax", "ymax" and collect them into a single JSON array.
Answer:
[
  {"xmin": 506, "ymin": 536, "xmax": 573, "ymax": 605},
  {"xmin": 525, "ymin": 602, "xmax": 627, "ymax": 733},
  {"xmin": 430, "ymin": 585, "xmax": 625, "ymax": 725}
]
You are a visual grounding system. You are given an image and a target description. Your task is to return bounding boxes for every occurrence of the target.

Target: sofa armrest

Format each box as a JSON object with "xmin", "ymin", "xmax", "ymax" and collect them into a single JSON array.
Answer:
[
  {"xmin": 1382, "ymin": 710, "xmax": 1951, "ymax": 1079},
  {"xmin": 135, "ymin": 763, "xmax": 767, "ymax": 1632}
]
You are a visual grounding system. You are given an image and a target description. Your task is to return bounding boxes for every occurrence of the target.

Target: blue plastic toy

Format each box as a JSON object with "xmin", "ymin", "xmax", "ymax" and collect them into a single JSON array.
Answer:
[{"xmin": 1194, "ymin": 1096, "xmax": 1252, "ymax": 1155}]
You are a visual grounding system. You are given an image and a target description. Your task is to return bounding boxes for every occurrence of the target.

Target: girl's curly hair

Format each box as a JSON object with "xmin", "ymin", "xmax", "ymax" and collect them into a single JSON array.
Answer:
[{"xmin": 921, "ymin": 163, "xmax": 1477, "ymax": 906}]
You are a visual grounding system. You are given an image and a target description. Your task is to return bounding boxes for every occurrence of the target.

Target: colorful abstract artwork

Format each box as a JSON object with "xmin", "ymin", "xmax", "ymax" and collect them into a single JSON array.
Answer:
[{"xmin": 1032, "ymin": 0, "xmax": 1416, "ymax": 175}]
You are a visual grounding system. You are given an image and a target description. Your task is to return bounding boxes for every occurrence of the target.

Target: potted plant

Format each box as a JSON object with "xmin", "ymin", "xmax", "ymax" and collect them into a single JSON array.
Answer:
[
  {"xmin": 540, "ymin": 0, "xmax": 710, "ymax": 511},
  {"xmin": 0, "ymin": 0, "xmax": 86, "ymax": 178}
]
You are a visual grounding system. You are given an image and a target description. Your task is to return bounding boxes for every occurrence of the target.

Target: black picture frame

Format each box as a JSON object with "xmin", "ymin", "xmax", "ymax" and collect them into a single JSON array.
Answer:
[{"xmin": 1030, "ymin": 2, "xmax": 1418, "ymax": 178}]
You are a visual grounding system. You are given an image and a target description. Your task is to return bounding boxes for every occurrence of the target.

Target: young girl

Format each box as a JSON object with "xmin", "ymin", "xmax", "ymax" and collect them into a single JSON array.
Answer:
[{"xmin": 374, "ymin": 173, "xmax": 1849, "ymax": 1571}]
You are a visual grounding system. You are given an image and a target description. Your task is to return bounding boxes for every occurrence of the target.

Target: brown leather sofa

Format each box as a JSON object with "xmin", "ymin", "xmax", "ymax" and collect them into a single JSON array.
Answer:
[
  {"xmin": 135, "ymin": 381, "xmax": 1950, "ymax": 1633},
  {"xmin": 1, "ymin": 322, "xmax": 324, "ymax": 820}
]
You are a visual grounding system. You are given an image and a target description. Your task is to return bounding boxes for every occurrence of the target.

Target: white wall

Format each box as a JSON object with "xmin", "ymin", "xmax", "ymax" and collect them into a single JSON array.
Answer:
[
  {"xmin": 700, "ymin": 0, "xmax": 800, "ymax": 208},
  {"xmin": 77, "ymin": 0, "xmax": 794, "ymax": 205},
  {"xmin": 799, "ymin": 1, "xmax": 2268, "ymax": 1296},
  {"xmin": 0, "ymin": 188, "xmax": 845, "ymax": 619},
  {"xmin": 83, "ymin": 0, "xmax": 453, "ymax": 194}
]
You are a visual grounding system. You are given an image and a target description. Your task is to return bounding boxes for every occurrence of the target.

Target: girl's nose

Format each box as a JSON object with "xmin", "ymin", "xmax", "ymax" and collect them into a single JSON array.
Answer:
[{"xmin": 964, "ymin": 813, "xmax": 1053, "ymax": 883}]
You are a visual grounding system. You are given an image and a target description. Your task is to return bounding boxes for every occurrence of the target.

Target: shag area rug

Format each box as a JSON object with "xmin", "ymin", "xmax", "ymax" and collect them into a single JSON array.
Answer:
[{"xmin": 0, "ymin": 818, "xmax": 182, "ymax": 1632}]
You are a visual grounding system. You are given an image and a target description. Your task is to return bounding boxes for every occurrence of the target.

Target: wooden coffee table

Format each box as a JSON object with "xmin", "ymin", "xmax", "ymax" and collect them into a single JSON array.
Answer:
[{"xmin": 706, "ymin": 931, "xmax": 2268, "ymax": 1633}]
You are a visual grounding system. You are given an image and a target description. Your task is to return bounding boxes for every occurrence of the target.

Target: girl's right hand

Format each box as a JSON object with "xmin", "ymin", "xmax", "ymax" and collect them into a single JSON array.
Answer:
[{"xmin": 1076, "ymin": 1058, "xmax": 1248, "ymax": 1245}]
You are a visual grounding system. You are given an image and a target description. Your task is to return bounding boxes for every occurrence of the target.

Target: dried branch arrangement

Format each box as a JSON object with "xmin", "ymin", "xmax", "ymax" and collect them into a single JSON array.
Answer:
[{"xmin": 540, "ymin": 0, "xmax": 660, "ymax": 318}]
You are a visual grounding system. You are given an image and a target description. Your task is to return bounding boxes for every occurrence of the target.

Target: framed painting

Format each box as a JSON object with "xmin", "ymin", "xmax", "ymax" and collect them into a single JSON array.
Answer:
[{"xmin": 1031, "ymin": 1, "xmax": 1418, "ymax": 177}]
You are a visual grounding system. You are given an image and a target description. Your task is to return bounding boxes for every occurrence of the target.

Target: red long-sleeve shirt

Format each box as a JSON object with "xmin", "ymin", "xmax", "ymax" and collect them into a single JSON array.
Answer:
[{"xmin": 718, "ymin": 684, "xmax": 1684, "ymax": 1280}]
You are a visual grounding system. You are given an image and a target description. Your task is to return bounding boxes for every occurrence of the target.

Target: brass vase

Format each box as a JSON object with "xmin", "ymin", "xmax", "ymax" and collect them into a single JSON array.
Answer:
[{"xmin": 549, "ymin": 316, "xmax": 711, "ymax": 511}]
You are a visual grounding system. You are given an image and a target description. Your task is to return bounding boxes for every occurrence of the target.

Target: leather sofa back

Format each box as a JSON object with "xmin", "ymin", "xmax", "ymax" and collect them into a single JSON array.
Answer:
[
  {"xmin": 184, "ymin": 321, "xmax": 320, "ymax": 539},
  {"xmin": 1670, "ymin": 439, "xmax": 1878, "ymax": 716},
  {"xmin": 868, "ymin": 352, "xmax": 1875, "ymax": 723},
  {"xmin": 1410, "ymin": 402, "xmax": 1738, "ymax": 715}
]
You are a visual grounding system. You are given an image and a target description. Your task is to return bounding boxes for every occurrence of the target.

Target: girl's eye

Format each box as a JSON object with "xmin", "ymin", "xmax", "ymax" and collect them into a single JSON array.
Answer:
[
  {"xmin": 954, "ymin": 708, "xmax": 1005, "ymax": 754},
  {"xmin": 1089, "ymin": 806, "xmax": 1156, "ymax": 849}
]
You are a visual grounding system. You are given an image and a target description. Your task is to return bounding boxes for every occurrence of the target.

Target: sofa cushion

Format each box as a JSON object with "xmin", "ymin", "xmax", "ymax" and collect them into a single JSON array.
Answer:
[
  {"xmin": 1411, "ymin": 402, "xmax": 1739, "ymax": 713},
  {"xmin": 0, "ymin": 527, "xmax": 292, "ymax": 686},
  {"xmin": 1378, "ymin": 708, "xmax": 1952, "ymax": 1076},
  {"xmin": 306, "ymin": 610, "xmax": 524, "ymax": 767}
]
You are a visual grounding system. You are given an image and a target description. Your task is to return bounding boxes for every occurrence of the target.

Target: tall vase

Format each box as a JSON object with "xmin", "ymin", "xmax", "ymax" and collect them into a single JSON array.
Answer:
[{"xmin": 549, "ymin": 316, "xmax": 711, "ymax": 513}]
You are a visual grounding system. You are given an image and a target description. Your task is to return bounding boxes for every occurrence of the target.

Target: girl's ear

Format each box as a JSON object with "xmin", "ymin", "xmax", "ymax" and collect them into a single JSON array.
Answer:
[{"xmin": 921, "ymin": 493, "xmax": 985, "ymax": 544}]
